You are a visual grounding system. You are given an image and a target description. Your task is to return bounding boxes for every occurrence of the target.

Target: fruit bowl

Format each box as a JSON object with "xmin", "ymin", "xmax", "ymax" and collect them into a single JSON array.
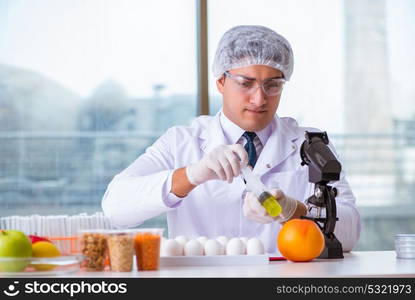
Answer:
[{"xmin": 0, "ymin": 255, "xmax": 83, "ymax": 276}]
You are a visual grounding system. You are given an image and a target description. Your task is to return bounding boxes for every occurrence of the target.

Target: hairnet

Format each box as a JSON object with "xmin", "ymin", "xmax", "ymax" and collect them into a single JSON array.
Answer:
[{"xmin": 212, "ymin": 25, "xmax": 294, "ymax": 80}]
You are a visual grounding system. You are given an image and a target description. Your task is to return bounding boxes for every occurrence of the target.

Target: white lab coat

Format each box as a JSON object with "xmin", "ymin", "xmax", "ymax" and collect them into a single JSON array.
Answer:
[{"xmin": 102, "ymin": 112, "xmax": 361, "ymax": 253}]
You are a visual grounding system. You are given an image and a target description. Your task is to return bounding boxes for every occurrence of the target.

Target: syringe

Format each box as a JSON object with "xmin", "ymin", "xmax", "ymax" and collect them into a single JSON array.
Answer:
[{"xmin": 241, "ymin": 166, "xmax": 282, "ymax": 217}]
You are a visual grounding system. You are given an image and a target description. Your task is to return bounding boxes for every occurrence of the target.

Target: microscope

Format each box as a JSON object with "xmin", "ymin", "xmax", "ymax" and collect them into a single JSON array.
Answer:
[{"xmin": 300, "ymin": 131, "xmax": 344, "ymax": 259}]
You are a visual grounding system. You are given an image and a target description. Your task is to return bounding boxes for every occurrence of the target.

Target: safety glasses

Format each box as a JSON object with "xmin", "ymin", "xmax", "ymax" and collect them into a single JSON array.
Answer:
[{"xmin": 224, "ymin": 71, "xmax": 286, "ymax": 96}]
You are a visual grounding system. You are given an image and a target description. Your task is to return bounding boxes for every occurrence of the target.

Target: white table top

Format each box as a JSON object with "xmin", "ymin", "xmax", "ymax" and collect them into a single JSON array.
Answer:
[{"xmin": 64, "ymin": 251, "xmax": 415, "ymax": 278}]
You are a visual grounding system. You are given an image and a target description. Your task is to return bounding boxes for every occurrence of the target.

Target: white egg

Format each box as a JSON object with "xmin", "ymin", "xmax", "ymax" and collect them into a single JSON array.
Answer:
[
  {"xmin": 196, "ymin": 236, "xmax": 208, "ymax": 246},
  {"xmin": 246, "ymin": 238, "xmax": 265, "ymax": 255},
  {"xmin": 184, "ymin": 239, "xmax": 204, "ymax": 256},
  {"xmin": 174, "ymin": 235, "xmax": 188, "ymax": 247},
  {"xmin": 204, "ymin": 239, "xmax": 224, "ymax": 256},
  {"xmin": 226, "ymin": 237, "xmax": 246, "ymax": 255},
  {"xmin": 160, "ymin": 239, "xmax": 183, "ymax": 256},
  {"xmin": 216, "ymin": 236, "xmax": 229, "ymax": 248}
]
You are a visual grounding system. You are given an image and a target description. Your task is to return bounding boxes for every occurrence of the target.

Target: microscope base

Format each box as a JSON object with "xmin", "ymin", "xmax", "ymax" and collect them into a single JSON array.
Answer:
[{"xmin": 319, "ymin": 235, "xmax": 344, "ymax": 259}]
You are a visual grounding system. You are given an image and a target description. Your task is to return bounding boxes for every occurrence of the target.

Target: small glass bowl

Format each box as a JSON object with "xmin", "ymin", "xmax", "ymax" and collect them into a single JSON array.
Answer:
[
  {"xmin": 395, "ymin": 234, "xmax": 415, "ymax": 259},
  {"xmin": 0, "ymin": 255, "xmax": 83, "ymax": 276}
]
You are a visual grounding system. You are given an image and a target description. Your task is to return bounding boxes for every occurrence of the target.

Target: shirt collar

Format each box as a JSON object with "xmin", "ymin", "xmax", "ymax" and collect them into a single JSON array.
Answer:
[
  {"xmin": 255, "ymin": 120, "xmax": 273, "ymax": 146},
  {"xmin": 219, "ymin": 110, "xmax": 273, "ymax": 145}
]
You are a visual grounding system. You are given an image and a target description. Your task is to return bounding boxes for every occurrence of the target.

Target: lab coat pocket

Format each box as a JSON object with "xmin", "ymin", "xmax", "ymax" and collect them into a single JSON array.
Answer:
[{"xmin": 263, "ymin": 169, "xmax": 312, "ymax": 202}]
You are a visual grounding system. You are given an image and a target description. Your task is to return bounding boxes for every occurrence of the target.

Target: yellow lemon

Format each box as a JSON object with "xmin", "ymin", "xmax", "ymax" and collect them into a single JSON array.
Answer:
[{"xmin": 31, "ymin": 241, "xmax": 60, "ymax": 271}]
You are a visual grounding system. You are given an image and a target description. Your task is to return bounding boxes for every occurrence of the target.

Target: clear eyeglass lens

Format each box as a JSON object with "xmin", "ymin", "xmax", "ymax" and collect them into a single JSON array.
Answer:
[
  {"xmin": 263, "ymin": 80, "xmax": 284, "ymax": 95},
  {"xmin": 227, "ymin": 73, "xmax": 284, "ymax": 96}
]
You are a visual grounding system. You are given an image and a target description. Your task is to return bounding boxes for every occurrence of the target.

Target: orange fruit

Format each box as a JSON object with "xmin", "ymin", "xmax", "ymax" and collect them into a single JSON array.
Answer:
[
  {"xmin": 31, "ymin": 241, "xmax": 61, "ymax": 271},
  {"xmin": 277, "ymin": 219, "xmax": 325, "ymax": 262}
]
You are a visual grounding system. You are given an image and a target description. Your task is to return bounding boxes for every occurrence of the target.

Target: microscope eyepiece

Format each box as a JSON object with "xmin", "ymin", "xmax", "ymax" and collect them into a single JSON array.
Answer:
[{"xmin": 300, "ymin": 131, "xmax": 342, "ymax": 183}]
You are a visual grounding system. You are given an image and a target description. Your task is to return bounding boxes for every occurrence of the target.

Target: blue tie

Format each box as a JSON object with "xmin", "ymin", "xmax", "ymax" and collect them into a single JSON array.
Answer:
[{"xmin": 243, "ymin": 131, "xmax": 258, "ymax": 168}]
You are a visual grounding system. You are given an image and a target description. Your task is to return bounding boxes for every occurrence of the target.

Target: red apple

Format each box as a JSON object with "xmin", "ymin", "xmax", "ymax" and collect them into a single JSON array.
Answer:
[{"xmin": 28, "ymin": 235, "xmax": 51, "ymax": 244}]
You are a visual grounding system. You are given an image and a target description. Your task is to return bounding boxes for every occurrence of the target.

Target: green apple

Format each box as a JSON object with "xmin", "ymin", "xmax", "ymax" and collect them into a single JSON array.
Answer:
[{"xmin": 0, "ymin": 230, "xmax": 33, "ymax": 272}]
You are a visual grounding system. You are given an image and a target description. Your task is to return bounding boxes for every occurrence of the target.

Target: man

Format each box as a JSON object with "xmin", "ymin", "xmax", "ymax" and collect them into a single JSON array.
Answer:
[{"xmin": 102, "ymin": 25, "xmax": 361, "ymax": 253}]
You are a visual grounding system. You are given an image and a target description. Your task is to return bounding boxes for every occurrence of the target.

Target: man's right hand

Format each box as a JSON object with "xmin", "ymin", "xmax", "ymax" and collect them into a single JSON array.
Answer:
[{"xmin": 186, "ymin": 144, "xmax": 249, "ymax": 186}]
